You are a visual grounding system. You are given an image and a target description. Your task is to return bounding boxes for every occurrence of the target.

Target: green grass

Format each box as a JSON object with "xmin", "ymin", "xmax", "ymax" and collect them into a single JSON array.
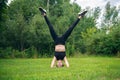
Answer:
[{"xmin": 0, "ymin": 57, "xmax": 120, "ymax": 80}]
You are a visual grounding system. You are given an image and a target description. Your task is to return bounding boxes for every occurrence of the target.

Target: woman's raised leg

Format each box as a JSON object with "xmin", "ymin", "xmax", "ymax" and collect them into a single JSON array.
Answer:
[{"xmin": 39, "ymin": 7, "xmax": 58, "ymax": 41}]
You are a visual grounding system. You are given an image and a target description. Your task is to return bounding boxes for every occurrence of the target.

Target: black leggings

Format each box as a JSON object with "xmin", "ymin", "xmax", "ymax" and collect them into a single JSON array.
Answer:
[{"xmin": 44, "ymin": 16, "xmax": 80, "ymax": 42}]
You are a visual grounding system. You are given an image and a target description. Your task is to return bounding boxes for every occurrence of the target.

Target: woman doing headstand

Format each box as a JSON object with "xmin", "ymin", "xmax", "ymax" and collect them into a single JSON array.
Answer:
[{"xmin": 39, "ymin": 7, "xmax": 87, "ymax": 68}]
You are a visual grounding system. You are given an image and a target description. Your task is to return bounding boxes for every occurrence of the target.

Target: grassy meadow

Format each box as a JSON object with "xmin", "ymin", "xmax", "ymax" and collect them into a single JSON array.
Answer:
[{"xmin": 0, "ymin": 57, "xmax": 120, "ymax": 80}]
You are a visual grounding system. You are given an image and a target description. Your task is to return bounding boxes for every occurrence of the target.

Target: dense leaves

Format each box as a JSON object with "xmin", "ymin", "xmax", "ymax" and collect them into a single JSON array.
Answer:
[
  {"xmin": 0, "ymin": 0, "xmax": 120, "ymax": 58},
  {"xmin": 0, "ymin": 0, "xmax": 8, "ymax": 47}
]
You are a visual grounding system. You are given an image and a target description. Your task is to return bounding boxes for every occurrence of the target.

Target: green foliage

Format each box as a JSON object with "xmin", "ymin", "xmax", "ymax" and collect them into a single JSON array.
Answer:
[
  {"xmin": 0, "ymin": 0, "xmax": 120, "ymax": 58},
  {"xmin": 0, "ymin": 0, "xmax": 8, "ymax": 22},
  {"xmin": 66, "ymin": 43, "xmax": 75, "ymax": 56},
  {"xmin": 102, "ymin": 2, "xmax": 119, "ymax": 27},
  {"xmin": 117, "ymin": 52, "xmax": 120, "ymax": 58},
  {"xmin": 0, "ymin": 0, "xmax": 8, "ymax": 48},
  {"xmin": 0, "ymin": 47, "xmax": 12, "ymax": 58},
  {"xmin": 24, "ymin": 46, "xmax": 38, "ymax": 58},
  {"xmin": 2, "ymin": 0, "xmax": 86, "ymax": 58},
  {"xmin": 82, "ymin": 25, "xmax": 120, "ymax": 55},
  {"xmin": 0, "ymin": 46, "xmax": 39, "ymax": 58},
  {"xmin": 111, "ymin": 25, "xmax": 120, "ymax": 52},
  {"xmin": 81, "ymin": 27, "xmax": 97, "ymax": 39}
]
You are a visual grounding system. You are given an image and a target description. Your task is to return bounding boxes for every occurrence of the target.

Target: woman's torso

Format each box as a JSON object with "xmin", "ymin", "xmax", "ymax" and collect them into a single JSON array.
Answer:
[{"xmin": 55, "ymin": 44, "xmax": 65, "ymax": 52}]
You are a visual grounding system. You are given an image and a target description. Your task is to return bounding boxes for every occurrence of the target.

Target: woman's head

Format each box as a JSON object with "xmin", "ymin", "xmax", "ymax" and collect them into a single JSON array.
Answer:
[{"xmin": 56, "ymin": 60, "xmax": 64, "ymax": 67}]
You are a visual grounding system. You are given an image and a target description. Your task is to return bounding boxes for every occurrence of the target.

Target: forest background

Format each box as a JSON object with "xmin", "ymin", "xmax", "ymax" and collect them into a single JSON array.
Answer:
[{"xmin": 0, "ymin": 0, "xmax": 120, "ymax": 58}]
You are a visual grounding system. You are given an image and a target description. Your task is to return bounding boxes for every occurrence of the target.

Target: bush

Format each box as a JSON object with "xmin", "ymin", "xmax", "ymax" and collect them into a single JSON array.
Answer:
[
  {"xmin": 0, "ymin": 46, "xmax": 39, "ymax": 58},
  {"xmin": 24, "ymin": 46, "xmax": 38, "ymax": 58},
  {"xmin": 82, "ymin": 25, "xmax": 120, "ymax": 56},
  {"xmin": 0, "ymin": 47, "xmax": 13, "ymax": 58}
]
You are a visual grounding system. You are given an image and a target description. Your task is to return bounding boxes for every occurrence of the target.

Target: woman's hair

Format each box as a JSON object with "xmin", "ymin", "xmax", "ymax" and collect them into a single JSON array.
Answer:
[
  {"xmin": 56, "ymin": 64, "xmax": 64, "ymax": 67},
  {"xmin": 56, "ymin": 60, "xmax": 64, "ymax": 68}
]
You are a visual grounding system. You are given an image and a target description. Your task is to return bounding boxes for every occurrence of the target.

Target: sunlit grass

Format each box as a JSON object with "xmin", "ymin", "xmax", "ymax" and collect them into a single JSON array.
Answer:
[{"xmin": 0, "ymin": 57, "xmax": 120, "ymax": 80}]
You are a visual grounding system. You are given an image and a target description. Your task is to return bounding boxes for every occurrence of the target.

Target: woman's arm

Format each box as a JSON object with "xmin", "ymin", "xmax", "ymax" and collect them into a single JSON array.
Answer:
[
  {"xmin": 50, "ymin": 56, "xmax": 56, "ymax": 68},
  {"xmin": 64, "ymin": 57, "xmax": 69, "ymax": 67}
]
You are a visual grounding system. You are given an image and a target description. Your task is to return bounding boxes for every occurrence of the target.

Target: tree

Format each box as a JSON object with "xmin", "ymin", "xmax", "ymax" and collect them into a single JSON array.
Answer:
[
  {"xmin": 103, "ymin": 2, "xmax": 119, "ymax": 27},
  {"xmin": 0, "ymin": 0, "xmax": 8, "ymax": 47},
  {"xmin": 0, "ymin": 0, "xmax": 8, "ymax": 24},
  {"xmin": 2, "ymin": 0, "xmax": 98, "ymax": 58}
]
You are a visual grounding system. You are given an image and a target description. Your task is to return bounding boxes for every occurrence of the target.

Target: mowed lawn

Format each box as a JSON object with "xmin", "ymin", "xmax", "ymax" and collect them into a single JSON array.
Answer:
[{"xmin": 0, "ymin": 57, "xmax": 120, "ymax": 80}]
